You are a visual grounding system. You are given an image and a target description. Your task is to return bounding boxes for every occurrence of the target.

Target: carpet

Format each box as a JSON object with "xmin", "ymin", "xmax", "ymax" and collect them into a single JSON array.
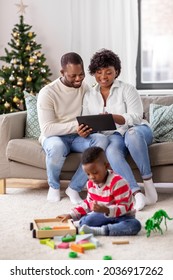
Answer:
[{"xmin": 0, "ymin": 180, "xmax": 173, "ymax": 260}]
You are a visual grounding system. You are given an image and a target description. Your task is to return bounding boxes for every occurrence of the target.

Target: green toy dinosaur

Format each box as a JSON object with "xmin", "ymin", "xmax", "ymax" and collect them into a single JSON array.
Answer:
[{"xmin": 145, "ymin": 209, "xmax": 173, "ymax": 237}]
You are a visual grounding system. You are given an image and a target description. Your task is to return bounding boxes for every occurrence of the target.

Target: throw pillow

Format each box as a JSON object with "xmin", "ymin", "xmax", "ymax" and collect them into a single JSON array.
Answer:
[
  {"xmin": 24, "ymin": 91, "xmax": 41, "ymax": 139},
  {"xmin": 149, "ymin": 103, "xmax": 173, "ymax": 143}
]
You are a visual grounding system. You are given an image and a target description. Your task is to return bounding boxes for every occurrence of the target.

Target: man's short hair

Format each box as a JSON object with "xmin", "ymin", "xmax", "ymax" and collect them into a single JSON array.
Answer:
[
  {"xmin": 81, "ymin": 146, "xmax": 106, "ymax": 165},
  {"xmin": 61, "ymin": 52, "xmax": 83, "ymax": 68}
]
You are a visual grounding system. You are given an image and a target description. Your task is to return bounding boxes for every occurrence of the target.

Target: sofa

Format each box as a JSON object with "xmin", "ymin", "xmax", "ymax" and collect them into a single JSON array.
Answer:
[{"xmin": 1, "ymin": 95, "xmax": 173, "ymax": 194}]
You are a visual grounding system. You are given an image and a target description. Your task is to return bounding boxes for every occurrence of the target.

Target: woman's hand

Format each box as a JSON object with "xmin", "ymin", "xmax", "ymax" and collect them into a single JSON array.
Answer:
[
  {"xmin": 77, "ymin": 124, "xmax": 93, "ymax": 137},
  {"xmin": 56, "ymin": 214, "xmax": 72, "ymax": 222}
]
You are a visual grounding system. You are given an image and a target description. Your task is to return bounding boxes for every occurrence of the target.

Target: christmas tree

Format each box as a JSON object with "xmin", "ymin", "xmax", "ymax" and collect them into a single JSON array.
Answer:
[{"xmin": 0, "ymin": 13, "xmax": 52, "ymax": 114}]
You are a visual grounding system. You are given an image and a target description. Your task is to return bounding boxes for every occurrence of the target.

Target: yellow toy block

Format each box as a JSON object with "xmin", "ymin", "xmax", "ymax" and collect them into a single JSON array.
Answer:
[
  {"xmin": 81, "ymin": 242, "xmax": 96, "ymax": 250},
  {"xmin": 45, "ymin": 240, "xmax": 55, "ymax": 249}
]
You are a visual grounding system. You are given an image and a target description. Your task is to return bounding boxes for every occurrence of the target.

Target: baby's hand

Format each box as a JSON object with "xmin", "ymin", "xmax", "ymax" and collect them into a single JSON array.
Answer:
[
  {"xmin": 93, "ymin": 201, "xmax": 109, "ymax": 214},
  {"xmin": 56, "ymin": 214, "xmax": 72, "ymax": 222}
]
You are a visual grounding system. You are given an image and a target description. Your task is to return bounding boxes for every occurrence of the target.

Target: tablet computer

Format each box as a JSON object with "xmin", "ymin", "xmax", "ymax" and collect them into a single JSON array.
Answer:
[{"xmin": 76, "ymin": 114, "xmax": 116, "ymax": 132}]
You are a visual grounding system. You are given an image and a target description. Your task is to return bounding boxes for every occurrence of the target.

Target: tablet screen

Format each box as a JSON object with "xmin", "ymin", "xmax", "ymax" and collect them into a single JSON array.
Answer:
[{"xmin": 76, "ymin": 114, "xmax": 116, "ymax": 132}]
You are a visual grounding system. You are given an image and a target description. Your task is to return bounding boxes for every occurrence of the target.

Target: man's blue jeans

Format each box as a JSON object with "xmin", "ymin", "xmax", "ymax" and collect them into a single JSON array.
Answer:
[
  {"xmin": 106, "ymin": 124, "xmax": 153, "ymax": 194},
  {"xmin": 43, "ymin": 133, "xmax": 109, "ymax": 191},
  {"xmin": 79, "ymin": 212, "xmax": 141, "ymax": 236}
]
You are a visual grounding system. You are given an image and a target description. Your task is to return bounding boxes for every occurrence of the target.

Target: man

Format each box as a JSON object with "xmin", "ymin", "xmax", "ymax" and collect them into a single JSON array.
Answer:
[{"xmin": 37, "ymin": 52, "xmax": 108, "ymax": 204}]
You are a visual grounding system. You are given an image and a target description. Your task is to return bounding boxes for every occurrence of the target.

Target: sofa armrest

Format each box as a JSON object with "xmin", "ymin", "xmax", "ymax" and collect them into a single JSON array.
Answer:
[{"xmin": 0, "ymin": 111, "xmax": 27, "ymax": 158}]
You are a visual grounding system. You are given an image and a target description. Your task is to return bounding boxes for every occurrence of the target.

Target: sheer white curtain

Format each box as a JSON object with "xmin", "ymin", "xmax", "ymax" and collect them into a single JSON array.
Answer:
[{"xmin": 69, "ymin": 0, "xmax": 138, "ymax": 86}]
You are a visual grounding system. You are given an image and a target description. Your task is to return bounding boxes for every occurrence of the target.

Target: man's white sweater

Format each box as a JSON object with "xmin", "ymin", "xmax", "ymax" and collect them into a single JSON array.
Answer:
[{"xmin": 37, "ymin": 77, "xmax": 88, "ymax": 144}]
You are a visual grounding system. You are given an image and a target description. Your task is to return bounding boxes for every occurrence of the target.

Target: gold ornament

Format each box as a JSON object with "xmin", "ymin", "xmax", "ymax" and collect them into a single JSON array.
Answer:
[
  {"xmin": 4, "ymin": 101, "xmax": 11, "ymax": 109},
  {"xmin": 11, "ymin": 58, "xmax": 17, "ymax": 64},
  {"xmin": 25, "ymin": 45, "xmax": 31, "ymax": 51},
  {"xmin": 36, "ymin": 51, "xmax": 42, "ymax": 57},
  {"xmin": 0, "ymin": 79, "xmax": 5, "ymax": 85},
  {"xmin": 28, "ymin": 32, "xmax": 33, "ymax": 38},
  {"xmin": 16, "ymin": 39, "xmax": 20, "ymax": 46},
  {"xmin": 13, "ymin": 96, "xmax": 20, "ymax": 103},
  {"xmin": 26, "ymin": 75, "xmax": 32, "ymax": 82},
  {"xmin": 13, "ymin": 32, "xmax": 18, "ymax": 38},
  {"xmin": 17, "ymin": 81, "xmax": 23, "ymax": 86},
  {"xmin": 29, "ymin": 57, "xmax": 35, "ymax": 64},
  {"xmin": 19, "ymin": 64, "xmax": 24, "ymax": 70}
]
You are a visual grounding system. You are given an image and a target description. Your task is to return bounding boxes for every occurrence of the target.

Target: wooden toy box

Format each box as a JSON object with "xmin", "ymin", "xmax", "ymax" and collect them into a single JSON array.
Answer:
[{"xmin": 30, "ymin": 218, "xmax": 76, "ymax": 239}]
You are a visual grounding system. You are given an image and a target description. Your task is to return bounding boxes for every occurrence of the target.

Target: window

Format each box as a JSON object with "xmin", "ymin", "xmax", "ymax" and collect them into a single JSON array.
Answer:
[{"xmin": 136, "ymin": 0, "xmax": 173, "ymax": 89}]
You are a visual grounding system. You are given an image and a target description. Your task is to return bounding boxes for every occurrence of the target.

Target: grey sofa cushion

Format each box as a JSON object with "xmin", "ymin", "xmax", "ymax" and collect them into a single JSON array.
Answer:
[
  {"xmin": 6, "ymin": 137, "xmax": 173, "ymax": 170},
  {"xmin": 141, "ymin": 95, "xmax": 173, "ymax": 122},
  {"xmin": 6, "ymin": 138, "xmax": 82, "ymax": 171}
]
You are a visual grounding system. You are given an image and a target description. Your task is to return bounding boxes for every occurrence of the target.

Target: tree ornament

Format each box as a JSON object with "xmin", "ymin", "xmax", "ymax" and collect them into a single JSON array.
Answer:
[
  {"xmin": 25, "ymin": 45, "xmax": 31, "ymax": 51},
  {"xmin": 13, "ymin": 96, "xmax": 20, "ymax": 103},
  {"xmin": 15, "ymin": 0, "xmax": 28, "ymax": 15},
  {"xmin": 0, "ymin": 79, "xmax": 5, "ymax": 85},
  {"xmin": 26, "ymin": 75, "xmax": 32, "ymax": 82},
  {"xmin": 41, "ymin": 68, "xmax": 46, "ymax": 73},
  {"xmin": 16, "ymin": 39, "xmax": 20, "ymax": 46},
  {"xmin": 17, "ymin": 79, "xmax": 23, "ymax": 86},
  {"xmin": 19, "ymin": 64, "xmax": 24, "ymax": 70},
  {"xmin": 9, "ymin": 75, "xmax": 15, "ymax": 82},
  {"xmin": 28, "ymin": 32, "xmax": 33, "ymax": 38},
  {"xmin": 13, "ymin": 32, "xmax": 18, "ymax": 38},
  {"xmin": 4, "ymin": 101, "xmax": 11, "ymax": 109},
  {"xmin": 29, "ymin": 57, "xmax": 35, "ymax": 64},
  {"xmin": 36, "ymin": 51, "xmax": 42, "ymax": 57}
]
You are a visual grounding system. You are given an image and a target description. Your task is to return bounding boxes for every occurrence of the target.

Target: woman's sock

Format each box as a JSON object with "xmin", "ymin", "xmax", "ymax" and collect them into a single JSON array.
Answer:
[
  {"xmin": 47, "ymin": 187, "xmax": 60, "ymax": 202},
  {"xmin": 134, "ymin": 192, "xmax": 146, "ymax": 211},
  {"xmin": 79, "ymin": 224, "xmax": 106, "ymax": 236},
  {"xmin": 143, "ymin": 179, "xmax": 158, "ymax": 205}
]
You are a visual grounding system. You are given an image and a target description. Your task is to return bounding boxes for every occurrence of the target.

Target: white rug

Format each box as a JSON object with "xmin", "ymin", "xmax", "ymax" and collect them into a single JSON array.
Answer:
[{"xmin": 1, "ymin": 183, "xmax": 173, "ymax": 260}]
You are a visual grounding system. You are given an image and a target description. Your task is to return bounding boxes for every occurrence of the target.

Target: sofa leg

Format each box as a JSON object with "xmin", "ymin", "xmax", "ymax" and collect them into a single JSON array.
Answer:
[{"xmin": 0, "ymin": 179, "xmax": 6, "ymax": 194}]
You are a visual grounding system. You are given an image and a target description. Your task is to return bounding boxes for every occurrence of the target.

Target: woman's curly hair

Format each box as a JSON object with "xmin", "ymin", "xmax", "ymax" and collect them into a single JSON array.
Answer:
[{"xmin": 88, "ymin": 49, "xmax": 121, "ymax": 77}]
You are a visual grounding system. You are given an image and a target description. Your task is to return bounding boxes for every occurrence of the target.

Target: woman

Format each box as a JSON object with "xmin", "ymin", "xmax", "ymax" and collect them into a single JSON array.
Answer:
[{"xmin": 81, "ymin": 49, "xmax": 158, "ymax": 211}]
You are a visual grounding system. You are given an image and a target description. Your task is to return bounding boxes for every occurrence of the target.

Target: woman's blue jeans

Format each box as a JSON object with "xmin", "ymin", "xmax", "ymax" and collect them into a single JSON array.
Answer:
[
  {"xmin": 106, "ymin": 125, "xmax": 153, "ymax": 194},
  {"xmin": 79, "ymin": 212, "xmax": 141, "ymax": 236},
  {"xmin": 43, "ymin": 133, "xmax": 109, "ymax": 191}
]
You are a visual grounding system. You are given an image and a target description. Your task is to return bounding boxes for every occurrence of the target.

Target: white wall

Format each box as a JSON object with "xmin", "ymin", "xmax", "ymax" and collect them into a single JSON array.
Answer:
[
  {"xmin": 0, "ymin": 0, "xmax": 73, "ymax": 81},
  {"xmin": 0, "ymin": 0, "xmax": 140, "ymax": 86}
]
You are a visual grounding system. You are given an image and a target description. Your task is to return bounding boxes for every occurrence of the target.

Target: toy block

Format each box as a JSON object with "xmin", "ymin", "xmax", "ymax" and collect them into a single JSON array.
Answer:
[
  {"xmin": 53, "ymin": 226, "xmax": 70, "ymax": 230},
  {"xmin": 69, "ymin": 251, "xmax": 78, "ymax": 258},
  {"xmin": 112, "ymin": 240, "xmax": 129, "ymax": 245},
  {"xmin": 31, "ymin": 218, "xmax": 76, "ymax": 238},
  {"xmin": 77, "ymin": 239, "xmax": 90, "ymax": 244},
  {"xmin": 70, "ymin": 243, "xmax": 84, "ymax": 253},
  {"xmin": 75, "ymin": 233, "xmax": 93, "ymax": 243},
  {"xmin": 81, "ymin": 242, "xmax": 96, "ymax": 250},
  {"xmin": 90, "ymin": 237, "xmax": 101, "ymax": 247},
  {"xmin": 40, "ymin": 238, "xmax": 51, "ymax": 244},
  {"xmin": 53, "ymin": 236, "xmax": 63, "ymax": 242},
  {"xmin": 46, "ymin": 240, "xmax": 55, "ymax": 249},
  {"xmin": 62, "ymin": 235, "xmax": 76, "ymax": 242},
  {"xmin": 56, "ymin": 242, "xmax": 69, "ymax": 249},
  {"xmin": 41, "ymin": 226, "xmax": 52, "ymax": 230},
  {"xmin": 103, "ymin": 255, "xmax": 112, "ymax": 260}
]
